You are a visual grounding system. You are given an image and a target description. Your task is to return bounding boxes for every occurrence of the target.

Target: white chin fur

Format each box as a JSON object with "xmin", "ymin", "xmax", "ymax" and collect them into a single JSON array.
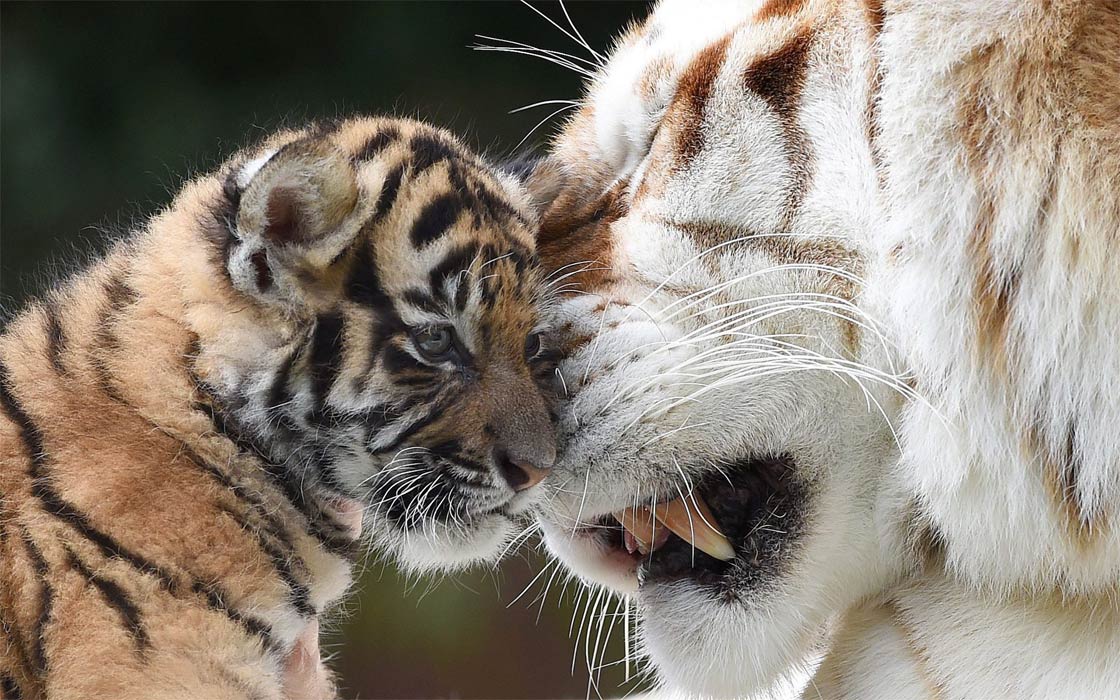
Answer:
[
  {"xmin": 539, "ymin": 518, "xmax": 640, "ymax": 594},
  {"xmin": 639, "ymin": 580, "xmax": 820, "ymax": 699},
  {"xmin": 384, "ymin": 513, "xmax": 516, "ymax": 573}
]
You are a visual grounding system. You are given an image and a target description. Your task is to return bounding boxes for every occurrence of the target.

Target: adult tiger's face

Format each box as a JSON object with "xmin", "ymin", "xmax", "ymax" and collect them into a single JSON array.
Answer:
[
  {"xmin": 202, "ymin": 118, "xmax": 557, "ymax": 571},
  {"xmin": 528, "ymin": 2, "xmax": 913, "ymax": 696}
]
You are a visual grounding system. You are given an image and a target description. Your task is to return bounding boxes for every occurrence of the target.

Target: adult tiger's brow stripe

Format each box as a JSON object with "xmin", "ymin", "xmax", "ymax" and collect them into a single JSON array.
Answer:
[
  {"xmin": 742, "ymin": 29, "xmax": 815, "ymax": 230},
  {"xmin": 0, "ymin": 360, "xmax": 279, "ymax": 649},
  {"xmin": 64, "ymin": 546, "xmax": 151, "ymax": 654},
  {"xmin": 410, "ymin": 193, "xmax": 462, "ymax": 249}
]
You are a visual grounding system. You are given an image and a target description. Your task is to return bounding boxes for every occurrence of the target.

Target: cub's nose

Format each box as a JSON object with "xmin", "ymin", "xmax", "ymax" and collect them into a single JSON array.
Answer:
[{"xmin": 494, "ymin": 447, "xmax": 553, "ymax": 492}]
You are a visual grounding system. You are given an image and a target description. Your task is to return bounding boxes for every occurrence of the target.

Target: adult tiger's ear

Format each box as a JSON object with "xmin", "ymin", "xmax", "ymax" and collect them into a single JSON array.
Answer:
[{"xmin": 225, "ymin": 138, "xmax": 365, "ymax": 307}]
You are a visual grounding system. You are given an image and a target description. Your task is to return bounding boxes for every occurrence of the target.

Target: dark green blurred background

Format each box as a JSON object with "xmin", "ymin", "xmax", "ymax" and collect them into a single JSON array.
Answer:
[{"xmin": 1, "ymin": 2, "xmax": 650, "ymax": 698}]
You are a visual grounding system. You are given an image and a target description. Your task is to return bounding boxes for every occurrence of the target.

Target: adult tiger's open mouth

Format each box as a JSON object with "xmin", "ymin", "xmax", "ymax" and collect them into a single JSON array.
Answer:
[
  {"xmin": 544, "ymin": 455, "xmax": 803, "ymax": 592},
  {"xmin": 614, "ymin": 495, "xmax": 736, "ymax": 561}
]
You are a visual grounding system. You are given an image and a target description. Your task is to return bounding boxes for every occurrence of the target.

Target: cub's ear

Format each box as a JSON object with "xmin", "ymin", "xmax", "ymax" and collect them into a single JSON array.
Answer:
[
  {"xmin": 500, "ymin": 154, "xmax": 566, "ymax": 217},
  {"xmin": 226, "ymin": 139, "xmax": 363, "ymax": 306}
]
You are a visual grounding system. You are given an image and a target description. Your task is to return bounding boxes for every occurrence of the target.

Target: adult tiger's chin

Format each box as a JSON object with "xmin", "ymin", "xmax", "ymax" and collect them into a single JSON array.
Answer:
[{"xmin": 539, "ymin": 445, "xmax": 906, "ymax": 698}]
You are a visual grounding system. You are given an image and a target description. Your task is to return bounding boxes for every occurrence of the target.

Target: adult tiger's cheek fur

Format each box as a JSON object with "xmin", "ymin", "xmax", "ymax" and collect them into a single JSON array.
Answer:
[{"xmin": 529, "ymin": 0, "xmax": 1120, "ymax": 697}]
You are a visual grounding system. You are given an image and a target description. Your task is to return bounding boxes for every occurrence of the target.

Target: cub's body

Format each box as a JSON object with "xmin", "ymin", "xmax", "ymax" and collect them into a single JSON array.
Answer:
[{"xmin": 1, "ymin": 117, "xmax": 552, "ymax": 699}]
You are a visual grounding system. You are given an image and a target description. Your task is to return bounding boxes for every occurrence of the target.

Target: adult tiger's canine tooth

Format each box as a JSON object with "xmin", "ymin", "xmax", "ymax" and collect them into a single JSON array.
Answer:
[
  {"xmin": 615, "ymin": 506, "xmax": 657, "ymax": 552},
  {"xmin": 615, "ymin": 495, "xmax": 736, "ymax": 562},
  {"xmin": 654, "ymin": 496, "xmax": 736, "ymax": 561}
]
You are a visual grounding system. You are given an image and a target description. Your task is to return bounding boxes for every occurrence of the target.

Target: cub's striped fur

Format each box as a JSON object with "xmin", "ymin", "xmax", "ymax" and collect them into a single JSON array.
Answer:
[{"xmin": 0, "ymin": 117, "xmax": 555, "ymax": 699}]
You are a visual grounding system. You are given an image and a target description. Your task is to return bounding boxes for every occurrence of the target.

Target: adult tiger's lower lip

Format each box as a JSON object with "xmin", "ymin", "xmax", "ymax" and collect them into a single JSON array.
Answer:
[{"xmin": 613, "ymin": 494, "xmax": 736, "ymax": 561}]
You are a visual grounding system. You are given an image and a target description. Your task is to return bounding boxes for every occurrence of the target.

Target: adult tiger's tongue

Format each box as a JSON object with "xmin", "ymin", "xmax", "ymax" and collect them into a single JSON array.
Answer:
[{"xmin": 614, "ymin": 495, "xmax": 736, "ymax": 561}]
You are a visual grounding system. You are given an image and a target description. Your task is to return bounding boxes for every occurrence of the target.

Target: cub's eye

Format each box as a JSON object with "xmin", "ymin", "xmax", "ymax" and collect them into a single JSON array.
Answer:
[
  {"xmin": 412, "ymin": 326, "xmax": 455, "ymax": 360},
  {"xmin": 524, "ymin": 332, "xmax": 543, "ymax": 360}
]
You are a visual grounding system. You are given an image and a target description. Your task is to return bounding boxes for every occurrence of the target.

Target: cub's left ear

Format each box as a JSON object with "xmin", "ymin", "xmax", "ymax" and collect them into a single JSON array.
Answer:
[{"xmin": 226, "ymin": 138, "xmax": 363, "ymax": 306}]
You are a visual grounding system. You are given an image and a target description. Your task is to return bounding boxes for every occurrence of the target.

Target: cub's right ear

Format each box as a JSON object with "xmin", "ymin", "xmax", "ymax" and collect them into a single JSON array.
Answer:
[
  {"xmin": 501, "ymin": 155, "xmax": 566, "ymax": 217},
  {"xmin": 224, "ymin": 139, "xmax": 364, "ymax": 307}
]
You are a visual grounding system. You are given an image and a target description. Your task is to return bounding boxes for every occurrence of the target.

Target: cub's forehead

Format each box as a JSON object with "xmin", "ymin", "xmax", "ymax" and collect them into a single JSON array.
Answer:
[{"xmin": 227, "ymin": 116, "xmax": 542, "ymax": 330}]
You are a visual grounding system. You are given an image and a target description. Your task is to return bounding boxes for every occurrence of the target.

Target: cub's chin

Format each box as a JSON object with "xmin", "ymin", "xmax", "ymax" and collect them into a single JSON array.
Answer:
[
  {"xmin": 375, "ymin": 511, "xmax": 519, "ymax": 573},
  {"xmin": 538, "ymin": 454, "xmax": 893, "ymax": 698},
  {"xmin": 365, "ymin": 485, "xmax": 543, "ymax": 573}
]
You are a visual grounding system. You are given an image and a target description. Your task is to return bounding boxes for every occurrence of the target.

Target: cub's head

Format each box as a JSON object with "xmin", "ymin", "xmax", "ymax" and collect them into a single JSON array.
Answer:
[
  {"xmin": 521, "ymin": 2, "xmax": 918, "ymax": 697},
  {"xmin": 194, "ymin": 117, "xmax": 557, "ymax": 570}
]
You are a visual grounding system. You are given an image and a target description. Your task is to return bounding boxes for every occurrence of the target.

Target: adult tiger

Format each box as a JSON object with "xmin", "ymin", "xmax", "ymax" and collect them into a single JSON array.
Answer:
[
  {"xmin": 523, "ymin": 0, "xmax": 1120, "ymax": 698},
  {"xmin": 0, "ymin": 117, "xmax": 556, "ymax": 699}
]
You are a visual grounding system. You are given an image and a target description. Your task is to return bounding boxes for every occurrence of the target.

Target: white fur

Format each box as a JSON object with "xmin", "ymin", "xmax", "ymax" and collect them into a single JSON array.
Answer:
[{"xmin": 532, "ymin": 0, "xmax": 1120, "ymax": 697}]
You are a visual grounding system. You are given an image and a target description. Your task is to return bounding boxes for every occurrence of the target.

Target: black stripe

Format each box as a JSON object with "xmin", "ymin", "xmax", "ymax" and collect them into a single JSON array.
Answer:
[
  {"xmin": 266, "ymin": 348, "xmax": 298, "ymax": 412},
  {"xmin": 346, "ymin": 239, "xmax": 391, "ymax": 309},
  {"xmin": 453, "ymin": 274, "xmax": 471, "ymax": 312},
  {"xmin": 200, "ymin": 170, "xmax": 243, "ymax": 285},
  {"xmin": 355, "ymin": 126, "xmax": 400, "ymax": 162},
  {"xmin": 370, "ymin": 165, "xmax": 405, "ymax": 225},
  {"xmin": 0, "ymin": 360, "xmax": 277, "ymax": 650},
  {"xmin": 43, "ymin": 302, "xmax": 67, "ymax": 376},
  {"xmin": 20, "ymin": 532, "xmax": 52, "ymax": 676},
  {"xmin": 409, "ymin": 133, "xmax": 461, "ymax": 177},
  {"xmin": 428, "ymin": 243, "xmax": 479, "ymax": 303},
  {"xmin": 376, "ymin": 402, "xmax": 446, "ymax": 454},
  {"xmin": 216, "ymin": 505, "xmax": 314, "ymax": 619},
  {"xmin": 381, "ymin": 344, "xmax": 430, "ymax": 375},
  {"xmin": 0, "ymin": 673, "xmax": 21, "ymax": 700},
  {"xmin": 192, "ymin": 386, "xmax": 358, "ymax": 560},
  {"xmin": 174, "ymin": 442, "xmax": 302, "ymax": 565},
  {"xmin": 399, "ymin": 289, "xmax": 442, "ymax": 316},
  {"xmin": 64, "ymin": 547, "xmax": 150, "ymax": 654},
  {"xmin": 427, "ymin": 439, "xmax": 464, "ymax": 463},
  {"xmin": 0, "ymin": 367, "xmax": 55, "ymax": 676},
  {"xmin": 190, "ymin": 580, "xmax": 276, "ymax": 648},
  {"xmin": 92, "ymin": 273, "xmax": 139, "ymax": 403},
  {"xmin": 410, "ymin": 193, "xmax": 462, "ymax": 249},
  {"xmin": 103, "ymin": 273, "xmax": 139, "ymax": 311},
  {"xmin": 308, "ymin": 313, "xmax": 346, "ymax": 407}
]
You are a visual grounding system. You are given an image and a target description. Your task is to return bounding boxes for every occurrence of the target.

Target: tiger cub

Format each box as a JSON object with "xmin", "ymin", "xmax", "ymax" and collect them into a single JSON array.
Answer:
[{"xmin": 0, "ymin": 117, "xmax": 557, "ymax": 700}]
